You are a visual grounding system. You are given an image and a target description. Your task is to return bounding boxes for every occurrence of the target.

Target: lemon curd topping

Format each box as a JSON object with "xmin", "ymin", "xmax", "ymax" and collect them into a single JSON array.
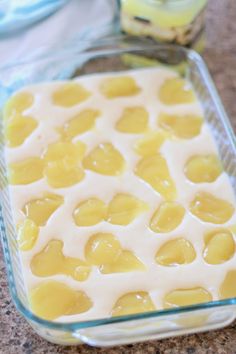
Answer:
[{"xmin": 3, "ymin": 68, "xmax": 236, "ymax": 322}]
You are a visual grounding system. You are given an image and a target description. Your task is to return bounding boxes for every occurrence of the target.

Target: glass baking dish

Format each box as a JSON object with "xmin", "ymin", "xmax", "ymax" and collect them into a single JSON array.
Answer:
[{"xmin": 0, "ymin": 36, "xmax": 236, "ymax": 347}]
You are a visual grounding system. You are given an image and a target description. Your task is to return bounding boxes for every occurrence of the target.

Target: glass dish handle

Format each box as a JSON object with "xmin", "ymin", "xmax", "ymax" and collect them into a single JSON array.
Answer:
[{"xmin": 72, "ymin": 309, "xmax": 236, "ymax": 347}]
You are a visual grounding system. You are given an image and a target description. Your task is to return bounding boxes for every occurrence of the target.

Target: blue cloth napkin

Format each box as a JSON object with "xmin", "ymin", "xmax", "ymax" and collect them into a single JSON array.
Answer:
[
  {"xmin": 0, "ymin": 0, "xmax": 119, "ymax": 102},
  {"xmin": 0, "ymin": 0, "xmax": 68, "ymax": 35}
]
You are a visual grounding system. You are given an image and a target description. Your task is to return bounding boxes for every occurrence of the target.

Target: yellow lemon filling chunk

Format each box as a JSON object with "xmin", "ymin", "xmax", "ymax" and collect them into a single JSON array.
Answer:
[
  {"xmin": 159, "ymin": 78, "xmax": 196, "ymax": 105},
  {"xmin": 17, "ymin": 219, "xmax": 39, "ymax": 251},
  {"xmin": 112, "ymin": 292, "xmax": 155, "ymax": 317},
  {"xmin": 190, "ymin": 192, "xmax": 234, "ymax": 224},
  {"xmin": 135, "ymin": 154, "xmax": 176, "ymax": 200},
  {"xmin": 150, "ymin": 201, "xmax": 185, "ymax": 233},
  {"xmin": 185, "ymin": 155, "xmax": 222, "ymax": 183},
  {"xmin": 83, "ymin": 143, "xmax": 125, "ymax": 176},
  {"xmin": 23, "ymin": 193, "xmax": 64, "ymax": 226},
  {"xmin": 85, "ymin": 233, "xmax": 145, "ymax": 274},
  {"xmin": 164, "ymin": 288, "xmax": 212, "ymax": 308},
  {"xmin": 100, "ymin": 76, "xmax": 140, "ymax": 98},
  {"xmin": 203, "ymin": 229, "xmax": 235, "ymax": 264},
  {"xmin": 155, "ymin": 238, "xmax": 196, "ymax": 266},
  {"xmin": 158, "ymin": 113, "xmax": 203, "ymax": 139},
  {"xmin": 3, "ymin": 91, "xmax": 34, "ymax": 120},
  {"xmin": 116, "ymin": 106, "xmax": 148, "ymax": 133},
  {"xmin": 29, "ymin": 281, "xmax": 92, "ymax": 320},
  {"xmin": 106, "ymin": 193, "xmax": 148, "ymax": 226},
  {"xmin": 52, "ymin": 82, "xmax": 90, "ymax": 107},
  {"xmin": 31, "ymin": 239, "xmax": 90, "ymax": 281}
]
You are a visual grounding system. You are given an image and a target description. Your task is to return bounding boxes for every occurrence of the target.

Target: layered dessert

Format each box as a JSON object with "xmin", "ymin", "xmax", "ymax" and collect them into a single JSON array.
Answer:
[
  {"xmin": 120, "ymin": 0, "xmax": 207, "ymax": 47},
  {"xmin": 3, "ymin": 67, "xmax": 236, "ymax": 322}
]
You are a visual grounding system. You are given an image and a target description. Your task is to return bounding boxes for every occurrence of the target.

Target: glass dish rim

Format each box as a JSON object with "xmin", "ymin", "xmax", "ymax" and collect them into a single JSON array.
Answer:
[
  {"xmin": 122, "ymin": 0, "xmax": 206, "ymax": 7},
  {"xmin": 1, "ymin": 37, "xmax": 236, "ymax": 332}
]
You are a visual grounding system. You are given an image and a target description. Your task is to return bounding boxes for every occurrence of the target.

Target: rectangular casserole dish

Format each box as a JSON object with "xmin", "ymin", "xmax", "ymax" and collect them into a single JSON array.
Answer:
[{"xmin": 0, "ymin": 36, "xmax": 236, "ymax": 347}]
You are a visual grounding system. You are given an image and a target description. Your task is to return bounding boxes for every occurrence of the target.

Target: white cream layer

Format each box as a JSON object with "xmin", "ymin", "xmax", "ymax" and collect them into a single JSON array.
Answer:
[{"xmin": 5, "ymin": 67, "xmax": 236, "ymax": 322}]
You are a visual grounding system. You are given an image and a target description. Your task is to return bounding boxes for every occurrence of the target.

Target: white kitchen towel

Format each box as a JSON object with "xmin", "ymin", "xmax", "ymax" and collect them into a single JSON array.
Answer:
[{"xmin": 0, "ymin": 0, "xmax": 119, "ymax": 66}]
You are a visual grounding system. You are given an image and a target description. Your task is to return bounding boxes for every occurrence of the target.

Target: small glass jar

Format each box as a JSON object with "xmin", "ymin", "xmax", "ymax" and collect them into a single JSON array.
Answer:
[{"xmin": 120, "ymin": 0, "xmax": 207, "ymax": 49}]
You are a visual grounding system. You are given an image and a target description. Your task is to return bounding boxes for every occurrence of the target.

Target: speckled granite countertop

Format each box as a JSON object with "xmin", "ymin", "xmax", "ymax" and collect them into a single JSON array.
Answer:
[{"xmin": 1, "ymin": 0, "xmax": 236, "ymax": 353}]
